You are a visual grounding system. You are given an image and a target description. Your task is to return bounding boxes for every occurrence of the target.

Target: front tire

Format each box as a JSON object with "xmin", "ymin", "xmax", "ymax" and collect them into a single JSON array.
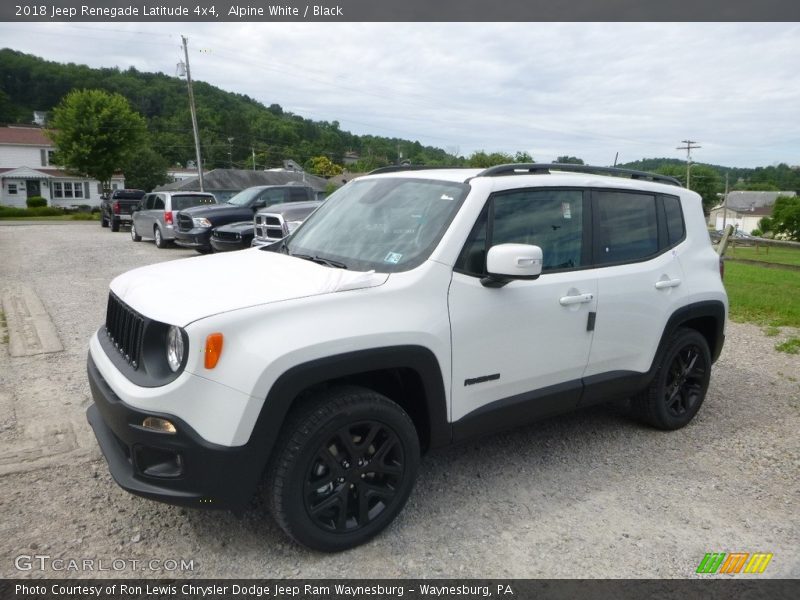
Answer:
[
  {"xmin": 265, "ymin": 386, "xmax": 420, "ymax": 552},
  {"xmin": 130, "ymin": 223, "xmax": 142, "ymax": 242},
  {"xmin": 631, "ymin": 328, "xmax": 711, "ymax": 430},
  {"xmin": 101, "ymin": 214, "xmax": 109, "ymax": 228}
]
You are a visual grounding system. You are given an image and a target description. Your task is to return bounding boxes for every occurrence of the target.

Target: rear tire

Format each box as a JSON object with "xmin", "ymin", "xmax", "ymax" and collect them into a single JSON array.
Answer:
[
  {"xmin": 101, "ymin": 214, "xmax": 109, "ymax": 228},
  {"xmin": 265, "ymin": 386, "xmax": 420, "ymax": 552},
  {"xmin": 111, "ymin": 218, "xmax": 120, "ymax": 232},
  {"xmin": 130, "ymin": 223, "xmax": 142, "ymax": 242},
  {"xmin": 154, "ymin": 227, "xmax": 167, "ymax": 248},
  {"xmin": 631, "ymin": 328, "xmax": 711, "ymax": 430}
]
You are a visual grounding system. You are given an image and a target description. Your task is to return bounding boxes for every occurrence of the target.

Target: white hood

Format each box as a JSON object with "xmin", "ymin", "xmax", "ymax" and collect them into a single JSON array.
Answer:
[{"xmin": 110, "ymin": 248, "xmax": 388, "ymax": 327}]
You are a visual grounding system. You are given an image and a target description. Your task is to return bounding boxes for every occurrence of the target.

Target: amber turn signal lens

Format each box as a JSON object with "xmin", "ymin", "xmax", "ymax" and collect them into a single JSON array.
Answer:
[
  {"xmin": 142, "ymin": 417, "xmax": 177, "ymax": 434},
  {"xmin": 204, "ymin": 333, "xmax": 224, "ymax": 369}
]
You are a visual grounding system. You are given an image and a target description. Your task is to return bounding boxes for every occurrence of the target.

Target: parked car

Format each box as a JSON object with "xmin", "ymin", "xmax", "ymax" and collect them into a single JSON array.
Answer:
[
  {"xmin": 251, "ymin": 200, "xmax": 322, "ymax": 247},
  {"xmin": 174, "ymin": 184, "xmax": 316, "ymax": 253},
  {"xmin": 131, "ymin": 192, "xmax": 217, "ymax": 248},
  {"xmin": 100, "ymin": 189, "xmax": 146, "ymax": 231},
  {"xmin": 209, "ymin": 221, "xmax": 255, "ymax": 252},
  {"xmin": 87, "ymin": 164, "xmax": 727, "ymax": 552}
]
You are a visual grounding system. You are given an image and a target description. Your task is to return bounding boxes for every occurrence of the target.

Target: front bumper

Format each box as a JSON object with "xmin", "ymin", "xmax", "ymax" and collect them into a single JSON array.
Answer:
[
  {"xmin": 174, "ymin": 228, "xmax": 212, "ymax": 250},
  {"xmin": 86, "ymin": 355, "xmax": 261, "ymax": 510},
  {"xmin": 210, "ymin": 237, "xmax": 251, "ymax": 252}
]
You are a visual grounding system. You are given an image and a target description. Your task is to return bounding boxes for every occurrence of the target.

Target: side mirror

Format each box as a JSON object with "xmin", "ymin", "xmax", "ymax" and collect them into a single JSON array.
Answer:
[{"xmin": 481, "ymin": 244, "xmax": 543, "ymax": 288}]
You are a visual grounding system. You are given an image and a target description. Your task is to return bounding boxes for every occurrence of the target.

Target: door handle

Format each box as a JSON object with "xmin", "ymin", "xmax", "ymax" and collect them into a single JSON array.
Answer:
[
  {"xmin": 655, "ymin": 278, "xmax": 681, "ymax": 289},
  {"xmin": 559, "ymin": 293, "xmax": 594, "ymax": 306}
]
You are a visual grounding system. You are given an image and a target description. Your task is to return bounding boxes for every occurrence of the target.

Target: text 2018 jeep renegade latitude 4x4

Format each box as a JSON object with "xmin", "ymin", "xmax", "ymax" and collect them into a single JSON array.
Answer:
[{"xmin": 87, "ymin": 164, "xmax": 727, "ymax": 551}]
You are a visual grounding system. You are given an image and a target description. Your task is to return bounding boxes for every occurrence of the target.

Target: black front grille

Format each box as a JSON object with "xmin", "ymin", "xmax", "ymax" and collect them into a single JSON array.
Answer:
[
  {"xmin": 213, "ymin": 230, "xmax": 239, "ymax": 241},
  {"xmin": 178, "ymin": 213, "xmax": 193, "ymax": 232},
  {"xmin": 105, "ymin": 294, "xmax": 145, "ymax": 370}
]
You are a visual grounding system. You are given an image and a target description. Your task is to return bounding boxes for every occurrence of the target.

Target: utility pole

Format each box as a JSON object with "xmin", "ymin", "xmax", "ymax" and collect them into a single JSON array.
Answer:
[
  {"xmin": 676, "ymin": 139, "xmax": 701, "ymax": 189},
  {"xmin": 251, "ymin": 146, "xmax": 256, "ymax": 171},
  {"xmin": 227, "ymin": 137, "xmax": 234, "ymax": 168},
  {"xmin": 181, "ymin": 35, "xmax": 204, "ymax": 192}
]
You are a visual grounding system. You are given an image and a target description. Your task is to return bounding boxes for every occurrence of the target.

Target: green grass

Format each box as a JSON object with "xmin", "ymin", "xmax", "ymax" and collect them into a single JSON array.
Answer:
[
  {"xmin": 725, "ymin": 262, "xmax": 800, "ymax": 327},
  {"xmin": 775, "ymin": 337, "xmax": 800, "ymax": 354},
  {"xmin": 763, "ymin": 326, "xmax": 781, "ymax": 337},
  {"xmin": 726, "ymin": 244, "xmax": 800, "ymax": 267}
]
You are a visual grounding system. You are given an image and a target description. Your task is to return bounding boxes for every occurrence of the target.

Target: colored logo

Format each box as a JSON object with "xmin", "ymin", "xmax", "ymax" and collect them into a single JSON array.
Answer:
[{"xmin": 696, "ymin": 552, "xmax": 773, "ymax": 574}]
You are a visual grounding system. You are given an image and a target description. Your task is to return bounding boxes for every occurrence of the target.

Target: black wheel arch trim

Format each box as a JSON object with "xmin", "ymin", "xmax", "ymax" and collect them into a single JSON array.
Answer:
[
  {"xmin": 248, "ymin": 344, "xmax": 449, "ymax": 472},
  {"xmin": 655, "ymin": 300, "xmax": 726, "ymax": 366}
]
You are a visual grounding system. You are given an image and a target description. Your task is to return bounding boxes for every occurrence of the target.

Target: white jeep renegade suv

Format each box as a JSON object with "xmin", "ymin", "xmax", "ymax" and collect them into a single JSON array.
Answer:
[{"xmin": 86, "ymin": 164, "xmax": 727, "ymax": 551}]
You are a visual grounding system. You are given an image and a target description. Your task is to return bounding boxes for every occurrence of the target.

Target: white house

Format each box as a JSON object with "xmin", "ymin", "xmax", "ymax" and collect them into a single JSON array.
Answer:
[
  {"xmin": 708, "ymin": 190, "xmax": 797, "ymax": 233},
  {"xmin": 0, "ymin": 125, "xmax": 125, "ymax": 208}
]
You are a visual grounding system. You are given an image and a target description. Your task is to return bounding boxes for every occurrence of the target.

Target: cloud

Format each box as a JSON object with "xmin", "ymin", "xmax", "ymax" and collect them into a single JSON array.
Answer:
[{"xmin": 1, "ymin": 22, "xmax": 797, "ymax": 167}]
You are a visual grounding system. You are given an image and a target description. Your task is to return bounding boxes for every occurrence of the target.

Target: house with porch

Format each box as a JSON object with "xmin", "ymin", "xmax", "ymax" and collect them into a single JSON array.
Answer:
[
  {"xmin": 0, "ymin": 125, "xmax": 124, "ymax": 208},
  {"xmin": 708, "ymin": 190, "xmax": 796, "ymax": 234}
]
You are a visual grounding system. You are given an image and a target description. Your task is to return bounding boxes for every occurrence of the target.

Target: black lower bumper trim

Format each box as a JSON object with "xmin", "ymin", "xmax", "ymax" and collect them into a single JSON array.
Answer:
[{"xmin": 86, "ymin": 354, "xmax": 265, "ymax": 510}]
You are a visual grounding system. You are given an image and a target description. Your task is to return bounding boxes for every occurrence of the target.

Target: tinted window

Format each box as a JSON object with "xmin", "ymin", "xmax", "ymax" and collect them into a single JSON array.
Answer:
[
  {"xmin": 144, "ymin": 194, "xmax": 155, "ymax": 210},
  {"xmin": 172, "ymin": 195, "xmax": 216, "ymax": 210},
  {"xmin": 113, "ymin": 190, "xmax": 145, "ymax": 200},
  {"xmin": 289, "ymin": 187, "xmax": 310, "ymax": 202},
  {"xmin": 663, "ymin": 195, "xmax": 685, "ymax": 246},
  {"xmin": 153, "ymin": 195, "xmax": 165, "ymax": 210},
  {"xmin": 596, "ymin": 191, "xmax": 658, "ymax": 264},
  {"xmin": 260, "ymin": 188, "xmax": 287, "ymax": 206},
  {"xmin": 456, "ymin": 189, "xmax": 584, "ymax": 275}
]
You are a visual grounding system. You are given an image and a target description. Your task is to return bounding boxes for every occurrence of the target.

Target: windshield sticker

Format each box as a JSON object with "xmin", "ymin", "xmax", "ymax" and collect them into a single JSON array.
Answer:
[
  {"xmin": 440, "ymin": 194, "xmax": 455, "ymax": 201},
  {"xmin": 384, "ymin": 252, "xmax": 403, "ymax": 264},
  {"xmin": 562, "ymin": 202, "xmax": 572, "ymax": 219}
]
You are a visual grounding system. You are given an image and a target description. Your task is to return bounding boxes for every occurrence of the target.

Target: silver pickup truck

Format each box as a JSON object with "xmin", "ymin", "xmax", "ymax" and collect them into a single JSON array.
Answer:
[{"xmin": 251, "ymin": 200, "xmax": 322, "ymax": 247}]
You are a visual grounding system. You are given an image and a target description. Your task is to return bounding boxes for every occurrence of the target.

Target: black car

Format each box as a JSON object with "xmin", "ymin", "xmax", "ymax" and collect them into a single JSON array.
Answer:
[
  {"xmin": 100, "ymin": 189, "xmax": 146, "ymax": 231},
  {"xmin": 174, "ymin": 185, "xmax": 315, "ymax": 253},
  {"xmin": 209, "ymin": 221, "xmax": 255, "ymax": 252}
]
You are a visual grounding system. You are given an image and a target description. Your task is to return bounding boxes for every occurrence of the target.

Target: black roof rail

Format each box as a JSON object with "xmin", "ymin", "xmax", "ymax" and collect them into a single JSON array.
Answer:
[
  {"xmin": 367, "ymin": 165, "xmax": 462, "ymax": 175},
  {"xmin": 472, "ymin": 163, "xmax": 683, "ymax": 187}
]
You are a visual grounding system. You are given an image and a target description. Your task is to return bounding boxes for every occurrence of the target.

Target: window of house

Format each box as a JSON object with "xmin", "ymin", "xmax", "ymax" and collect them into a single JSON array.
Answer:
[
  {"xmin": 8, "ymin": 184, "xmax": 17, "ymax": 195},
  {"xmin": 47, "ymin": 150, "xmax": 56, "ymax": 166},
  {"xmin": 52, "ymin": 182, "xmax": 85, "ymax": 199}
]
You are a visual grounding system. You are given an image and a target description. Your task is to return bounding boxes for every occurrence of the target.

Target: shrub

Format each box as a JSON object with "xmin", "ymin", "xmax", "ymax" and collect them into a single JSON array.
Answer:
[
  {"xmin": 25, "ymin": 196, "xmax": 47, "ymax": 208},
  {"xmin": 70, "ymin": 212, "xmax": 99, "ymax": 220},
  {"xmin": 0, "ymin": 206, "xmax": 64, "ymax": 218},
  {"xmin": 750, "ymin": 228, "xmax": 763, "ymax": 237}
]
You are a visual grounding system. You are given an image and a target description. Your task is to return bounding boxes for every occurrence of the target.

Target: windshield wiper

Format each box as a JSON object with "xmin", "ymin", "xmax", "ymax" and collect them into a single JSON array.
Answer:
[{"xmin": 290, "ymin": 253, "xmax": 347, "ymax": 269}]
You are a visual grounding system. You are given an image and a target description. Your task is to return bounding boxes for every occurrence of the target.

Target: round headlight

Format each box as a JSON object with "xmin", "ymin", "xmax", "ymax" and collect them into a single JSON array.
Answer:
[{"xmin": 166, "ymin": 326, "xmax": 185, "ymax": 372}]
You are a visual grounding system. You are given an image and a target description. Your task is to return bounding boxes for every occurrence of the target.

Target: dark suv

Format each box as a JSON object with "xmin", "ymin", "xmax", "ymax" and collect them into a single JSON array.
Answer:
[{"xmin": 174, "ymin": 185, "xmax": 315, "ymax": 253}]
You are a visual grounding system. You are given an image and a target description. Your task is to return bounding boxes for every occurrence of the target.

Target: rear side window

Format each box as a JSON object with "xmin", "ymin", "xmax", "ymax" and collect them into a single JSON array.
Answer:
[
  {"xmin": 172, "ymin": 195, "xmax": 216, "ymax": 210},
  {"xmin": 153, "ymin": 195, "xmax": 165, "ymax": 210},
  {"xmin": 289, "ymin": 187, "xmax": 309, "ymax": 202},
  {"xmin": 595, "ymin": 191, "xmax": 658, "ymax": 264},
  {"xmin": 663, "ymin": 195, "xmax": 685, "ymax": 246}
]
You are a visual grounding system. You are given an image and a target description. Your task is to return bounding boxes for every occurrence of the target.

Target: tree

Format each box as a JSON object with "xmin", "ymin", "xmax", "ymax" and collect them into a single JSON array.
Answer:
[
  {"xmin": 120, "ymin": 146, "xmax": 169, "ymax": 192},
  {"xmin": 47, "ymin": 89, "xmax": 147, "ymax": 190},
  {"xmin": 770, "ymin": 195, "xmax": 800, "ymax": 240},
  {"xmin": 555, "ymin": 155, "xmax": 584, "ymax": 164},
  {"xmin": 656, "ymin": 164, "xmax": 721, "ymax": 213},
  {"xmin": 306, "ymin": 155, "xmax": 343, "ymax": 178}
]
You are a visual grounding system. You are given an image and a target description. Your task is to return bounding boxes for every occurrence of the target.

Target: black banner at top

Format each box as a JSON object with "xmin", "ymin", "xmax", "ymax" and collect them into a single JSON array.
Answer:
[{"xmin": 2, "ymin": 0, "xmax": 800, "ymax": 22}]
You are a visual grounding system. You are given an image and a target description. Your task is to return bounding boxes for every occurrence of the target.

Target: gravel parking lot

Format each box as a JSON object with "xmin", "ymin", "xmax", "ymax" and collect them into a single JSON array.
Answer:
[{"xmin": 1, "ymin": 221, "xmax": 798, "ymax": 579}]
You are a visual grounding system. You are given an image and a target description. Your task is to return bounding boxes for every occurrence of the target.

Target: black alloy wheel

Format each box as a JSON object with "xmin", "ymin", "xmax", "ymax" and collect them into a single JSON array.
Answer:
[
  {"xmin": 632, "ymin": 328, "xmax": 711, "ymax": 430},
  {"xmin": 266, "ymin": 387, "xmax": 420, "ymax": 552},
  {"xmin": 304, "ymin": 421, "xmax": 405, "ymax": 533}
]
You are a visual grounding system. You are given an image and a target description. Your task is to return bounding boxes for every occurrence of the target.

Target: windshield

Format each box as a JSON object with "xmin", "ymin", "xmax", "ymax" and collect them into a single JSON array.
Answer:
[
  {"xmin": 226, "ymin": 187, "xmax": 263, "ymax": 206},
  {"xmin": 172, "ymin": 195, "xmax": 217, "ymax": 210},
  {"xmin": 285, "ymin": 178, "xmax": 469, "ymax": 272}
]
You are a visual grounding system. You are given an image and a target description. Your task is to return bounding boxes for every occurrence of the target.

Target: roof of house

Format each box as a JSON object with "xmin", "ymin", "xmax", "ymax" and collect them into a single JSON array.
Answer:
[
  {"xmin": 715, "ymin": 190, "xmax": 797, "ymax": 211},
  {"xmin": 154, "ymin": 168, "xmax": 329, "ymax": 193},
  {"xmin": 0, "ymin": 126, "xmax": 52, "ymax": 146}
]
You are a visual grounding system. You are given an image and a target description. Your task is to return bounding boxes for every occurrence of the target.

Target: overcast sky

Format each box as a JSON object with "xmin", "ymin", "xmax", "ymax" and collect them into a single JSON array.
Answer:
[{"xmin": 1, "ymin": 22, "xmax": 798, "ymax": 168}]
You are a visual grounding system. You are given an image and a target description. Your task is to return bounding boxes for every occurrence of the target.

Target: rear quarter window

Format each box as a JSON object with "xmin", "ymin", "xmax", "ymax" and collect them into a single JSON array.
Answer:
[{"xmin": 172, "ymin": 195, "xmax": 217, "ymax": 210}]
